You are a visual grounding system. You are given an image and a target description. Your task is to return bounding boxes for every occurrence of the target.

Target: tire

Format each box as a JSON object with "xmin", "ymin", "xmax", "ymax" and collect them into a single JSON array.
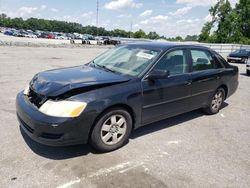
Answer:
[
  {"xmin": 90, "ymin": 108, "xmax": 133, "ymax": 152},
  {"xmin": 203, "ymin": 88, "xmax": 225, "ymax": 115},
  {"xmin": 247, "ymin": 70, "xmax": 250, "ymax": 76}
]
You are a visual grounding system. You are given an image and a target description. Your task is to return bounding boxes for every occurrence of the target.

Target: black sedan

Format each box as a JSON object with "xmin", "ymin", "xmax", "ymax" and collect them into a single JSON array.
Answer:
[
  {"xmin": 16, "ymin": 43, "xmax": 239, "ymax": 152},
  {"xmin": 227, "ymin": 49, "xmax": 250, "ymax": 63}
]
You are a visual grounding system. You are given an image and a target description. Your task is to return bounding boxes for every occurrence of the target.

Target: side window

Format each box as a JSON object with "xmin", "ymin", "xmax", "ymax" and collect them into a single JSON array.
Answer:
[
  {"xmin": 191, "ymin": 50, "xmax": 214, "ymax": 71},
  {"xmin": 153, "ymin": 50, "xmax": 188, "ymax": 76},
  {"xmin": 214, "ymin": 53, "xmax": 226, "ymax": 68}
]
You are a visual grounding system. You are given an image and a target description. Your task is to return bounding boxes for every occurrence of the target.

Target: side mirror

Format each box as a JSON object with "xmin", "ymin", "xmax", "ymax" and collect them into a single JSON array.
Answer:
[{"xmin": 145, "ymin": 69, "xmax": 169, "ymax": 80}]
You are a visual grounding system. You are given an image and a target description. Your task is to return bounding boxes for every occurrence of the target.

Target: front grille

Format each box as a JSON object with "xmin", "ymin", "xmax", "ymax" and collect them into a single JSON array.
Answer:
[{"xmin": 27, "ymin": 88, "xmax": 47, "ymax": 108}]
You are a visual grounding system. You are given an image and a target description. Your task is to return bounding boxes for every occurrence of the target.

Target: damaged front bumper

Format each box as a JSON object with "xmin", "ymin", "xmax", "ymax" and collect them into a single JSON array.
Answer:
[{"xmin": 16, "ymin": 92, "xmax": 96, "ymax": 146}]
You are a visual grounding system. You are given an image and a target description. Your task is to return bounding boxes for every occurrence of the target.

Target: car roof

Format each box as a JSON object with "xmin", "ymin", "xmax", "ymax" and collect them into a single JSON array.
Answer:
[{"xmin": 125, "ymin": 42, "xmax": 211, "ymax": 51}]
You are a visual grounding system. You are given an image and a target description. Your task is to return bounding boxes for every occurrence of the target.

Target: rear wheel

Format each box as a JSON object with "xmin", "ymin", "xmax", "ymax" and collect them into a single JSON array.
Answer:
[
  {"xmin": 90, "ymin": 108, "xmax": 132, "ymax": 152},
  {"xmin": 247, "ymin": 70, "xmax": 250, "ymax": 76},
  {"xmin": 203, "ymin": 88, "xmax": 225, "ymax": 115}
]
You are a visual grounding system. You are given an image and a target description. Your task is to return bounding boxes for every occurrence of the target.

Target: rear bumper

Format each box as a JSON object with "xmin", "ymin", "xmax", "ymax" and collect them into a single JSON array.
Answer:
[
  {"xmin": 227, "ymin": 56, "xmax": 246, "ymax": 63},
  {"xmin": 16, "ymin": 92, "xmax": 96, "ymax": 146}
]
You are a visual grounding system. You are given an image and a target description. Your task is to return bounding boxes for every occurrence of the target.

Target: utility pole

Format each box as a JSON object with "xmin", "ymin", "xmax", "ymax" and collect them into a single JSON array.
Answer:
[
  {"xmin": 130, "ymin": 21, "xmax": 133, "ymax": 38},
  {"xmin": 96, "ymin": 0, "xmax": 99, "ymax": 28},
  {"xmin": 96, "ymin": 0, "xmax": 99, "ymax": 36}
]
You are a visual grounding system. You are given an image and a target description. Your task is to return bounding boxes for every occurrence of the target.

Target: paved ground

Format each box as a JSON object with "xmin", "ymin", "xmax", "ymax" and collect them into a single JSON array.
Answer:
[{"xmin": 0, "ymin": 46, "xmax": 249, "ymax": 188}]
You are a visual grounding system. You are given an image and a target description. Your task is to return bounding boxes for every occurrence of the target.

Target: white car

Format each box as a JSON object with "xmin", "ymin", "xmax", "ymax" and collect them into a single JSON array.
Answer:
[
  {"xmin": 55, "ymin": 34, "xmax": 68, "ymax": 40},
  {"xmin": 247, "ymin": 58, "xmax": 250, "ymax": 75},
  {"xmin": 27, "ymin": 33, "xmax": 37, "ymax": 38}
]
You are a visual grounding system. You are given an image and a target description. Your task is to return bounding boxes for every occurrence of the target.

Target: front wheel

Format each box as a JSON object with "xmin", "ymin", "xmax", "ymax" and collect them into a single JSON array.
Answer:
[
  {"xmin": 203, "ymin": 88, "xmax": 225, "ymax": 115},
  {"xmin": 90, "ymin": 108, "xmax": 132, "ymax": 152},
  {"xmin": 247, "ymin": 70, "xmax": 250, "ymax": 76}
]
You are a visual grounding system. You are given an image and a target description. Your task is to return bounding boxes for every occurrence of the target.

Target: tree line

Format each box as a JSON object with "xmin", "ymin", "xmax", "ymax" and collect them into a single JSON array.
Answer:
[
  {"xmin": 199, "ymin": 0, "xmax": 250, "ymax": 44},
  {"xmin": 0, "ymin": 13, "xmax": 198, "ymax": 41},
  {"xmin": 3, "ymin": 0, "xmax": 248, "ymax": 45}
]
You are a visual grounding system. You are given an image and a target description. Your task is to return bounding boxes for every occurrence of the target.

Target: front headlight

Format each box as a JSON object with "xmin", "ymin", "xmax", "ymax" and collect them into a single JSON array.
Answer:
[{"xmin": 39, "ymin": 100, "xmax": 87, "ymax": 118}]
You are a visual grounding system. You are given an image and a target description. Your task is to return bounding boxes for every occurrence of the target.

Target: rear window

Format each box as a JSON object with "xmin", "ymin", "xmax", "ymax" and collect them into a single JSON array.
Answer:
[
  {"xmin": 214, "ymin": 52, "xmax": 227, "ymax": 68},
  {"xmin": 191, "ymin": 50, "xmax": 226, "ymax": 71},
  {"xmin": 191, "ymin": 50, "xmax": 214, "ymax": 71}
]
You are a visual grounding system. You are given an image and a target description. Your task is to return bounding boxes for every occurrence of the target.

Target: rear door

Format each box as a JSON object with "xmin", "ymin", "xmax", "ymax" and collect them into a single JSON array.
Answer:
[{"xmin": 188, "ymin": 48, "xmax": 224, "ymax": 109}]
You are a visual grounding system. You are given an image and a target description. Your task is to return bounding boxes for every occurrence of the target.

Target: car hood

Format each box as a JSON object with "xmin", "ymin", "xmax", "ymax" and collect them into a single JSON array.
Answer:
[{"xmin": 30, "ymin": 65, "xmax": 131, "ymax": 97}]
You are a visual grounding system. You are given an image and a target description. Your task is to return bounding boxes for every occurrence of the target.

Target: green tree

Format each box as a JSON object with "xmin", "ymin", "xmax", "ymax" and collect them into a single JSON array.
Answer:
[
  {"xmin": 185, "ymin": 35, "xmax": 198, "ymax": 41},
  {"xmin": 199, "ymin": 22, "xmax": 213, "ymax": 42},
  {"xmin": 0, "ymin": 13, "xmax": 7, "ymax": 19},
  {"xmin": 215, "ymin": 0, "xmax": 233, "ymax": 43},
  {"xmin": 147, "ymin": 32, "xmax": 160, "ymax": 39},
  {"xmin": 175, "ymin": 36, "xmax": 183, "ymax": 41},
  {"xmin": 235, "ymin": 0, "xmax": 250, "ymax": 39},
  {"xmin": 134, "ymin": 29, "xmax": 146, "ymax": 38},
  {"xmin": 199, "ymin": 0, "xmax": 250, "ymax": 44}
]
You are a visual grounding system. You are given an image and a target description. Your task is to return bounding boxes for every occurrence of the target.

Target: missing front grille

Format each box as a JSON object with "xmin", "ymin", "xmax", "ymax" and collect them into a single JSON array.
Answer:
[{"xmin": 27, "ymin": 88, "xmax": 47, "ymax": 108}]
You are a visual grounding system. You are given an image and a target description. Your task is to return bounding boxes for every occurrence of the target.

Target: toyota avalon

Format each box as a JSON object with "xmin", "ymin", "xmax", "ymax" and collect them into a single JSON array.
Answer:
[{"xmin": 16, "ymin": 43, "xmax": 239, "ymax": 152}]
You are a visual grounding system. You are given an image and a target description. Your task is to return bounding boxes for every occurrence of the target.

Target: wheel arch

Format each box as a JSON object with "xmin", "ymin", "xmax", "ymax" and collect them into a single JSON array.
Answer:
[
  {"xmin": 218, "ymin": 84, "xmax": 228, "ymax": 99},
  {"xmin": 88, "ymin": 103, "xmax": 136, "ymax": 142}
]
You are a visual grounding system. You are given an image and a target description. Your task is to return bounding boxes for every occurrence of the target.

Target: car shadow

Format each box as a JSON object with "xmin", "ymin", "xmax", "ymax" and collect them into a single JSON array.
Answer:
[
  {"xmin": 131, "ymin": 102, "xmax": 229, "ymax": 139},
  {"xmin": 20, "ymin": 127, "xmax": 95, "ymax": 160},
  {"xmin": 20, "ymin": 102, "xmax": 228, "ymax": 159},
  {"xmin": 240, "ymin": 73, "xmax": 249, "ymax": 77}
]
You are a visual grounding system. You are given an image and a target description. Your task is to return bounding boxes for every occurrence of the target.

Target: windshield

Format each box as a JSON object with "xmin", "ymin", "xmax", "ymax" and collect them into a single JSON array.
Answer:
[
  {"xmin": 234, "ymin": 49, "xmax": 250, "ymax": 54},
  {"xmin": 91, "ymin": 46, "xmax": 160, "ymax": 77}
]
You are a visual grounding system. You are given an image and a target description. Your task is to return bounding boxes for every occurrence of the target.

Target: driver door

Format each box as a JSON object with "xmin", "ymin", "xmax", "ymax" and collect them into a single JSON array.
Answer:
[{"xmin": 141, "ymin": 48, "xmax": 192, "ymax": 125}]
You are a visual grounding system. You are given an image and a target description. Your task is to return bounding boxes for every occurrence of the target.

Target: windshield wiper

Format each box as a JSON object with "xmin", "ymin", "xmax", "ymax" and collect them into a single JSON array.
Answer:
[{"xmin": 91, "ymin": 61, "xmax": 117, "ymax": 73}]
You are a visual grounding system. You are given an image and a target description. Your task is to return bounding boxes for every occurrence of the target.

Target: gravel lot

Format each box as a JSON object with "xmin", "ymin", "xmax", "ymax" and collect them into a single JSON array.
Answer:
[{"xmin": 0, "ymin": 46, "xmax": 249, "ymax": 188}]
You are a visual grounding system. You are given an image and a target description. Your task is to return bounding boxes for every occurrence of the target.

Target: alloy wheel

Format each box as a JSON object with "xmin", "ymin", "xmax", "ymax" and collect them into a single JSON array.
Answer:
[
  {"xmin": 100, "ymin": 114, "xmax": 127, "ymax": 145},
  {"xmin": 211, "ymin": 91, "xmax": 223, "ymax": 112}
]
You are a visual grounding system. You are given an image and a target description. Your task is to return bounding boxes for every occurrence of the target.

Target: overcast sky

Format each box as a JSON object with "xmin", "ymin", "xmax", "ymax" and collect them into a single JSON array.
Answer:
[{"xmin": 0, "ymin": 0, "xmax": 238, "ymax": 37}]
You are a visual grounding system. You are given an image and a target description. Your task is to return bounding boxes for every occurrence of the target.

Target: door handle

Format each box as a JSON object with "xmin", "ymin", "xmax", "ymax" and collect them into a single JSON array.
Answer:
[{"xmin": 185, "ymin": 81, "xmax": 192, "ymax": 86}]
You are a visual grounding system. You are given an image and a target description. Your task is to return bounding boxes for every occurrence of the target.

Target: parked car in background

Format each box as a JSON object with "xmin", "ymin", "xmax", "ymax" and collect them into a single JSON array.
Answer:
[
  {"xmin": 66, "ymin": 33, "xmax": 74, "ymax": 40},
  {"xmin": 4, "ymin": 30, "xmax": 14, "ymax": 36},
  {"xmin": 55, "ymin": 33, "xmax": 68, "ymax": 40},
  {"xmin": 227, "ymin": 49, "xmax": 250, "ymax": 63},
  {"xmin": 16, "ymin": 43, "xmax": 239, "ymax": 152},
  {"xmin": 2, "ymin": 27, "xmax": 122, "ymax": 46},
  {"xmin": 101, "ymin": 36, "xmax": 121, "ymax": 45},
  {"xmin": 84, "ymin": 34, "xmax": 98, "ymax": 45},
  {"xmin": 39, "ymin": 32, "xmax": 49, "ymax": 39},
  {"xmin": 246, "ymin": 57, "xmax": 250, "ymax": 75},
  {"xmin": 73, "ymin": 33, "xmax": 83, "ymax": 40},
  {"xmin": 47, "ymin": 33, "xmax": 55, "ymax": 39},
  {"xmin": 70, "ymin": 34, "xmax": 99, "ymax": 45},
  {"xmin": 102, "ymin": 36, "xmax": 112, "ymax": 45},
  {"xmin": 95, "ymin": 36, "xmax": 104, "ymax": 45},
  {"xmin": 25, "ymin": 31, "xmax": 37, "ymax": 38},
  {"xmin": 0, "ymin": 27, "xmax": 6, "ymax": 33},
  {"xmin": 110, "ymin": 37, "xmax": 121, "ymax": 45}
]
